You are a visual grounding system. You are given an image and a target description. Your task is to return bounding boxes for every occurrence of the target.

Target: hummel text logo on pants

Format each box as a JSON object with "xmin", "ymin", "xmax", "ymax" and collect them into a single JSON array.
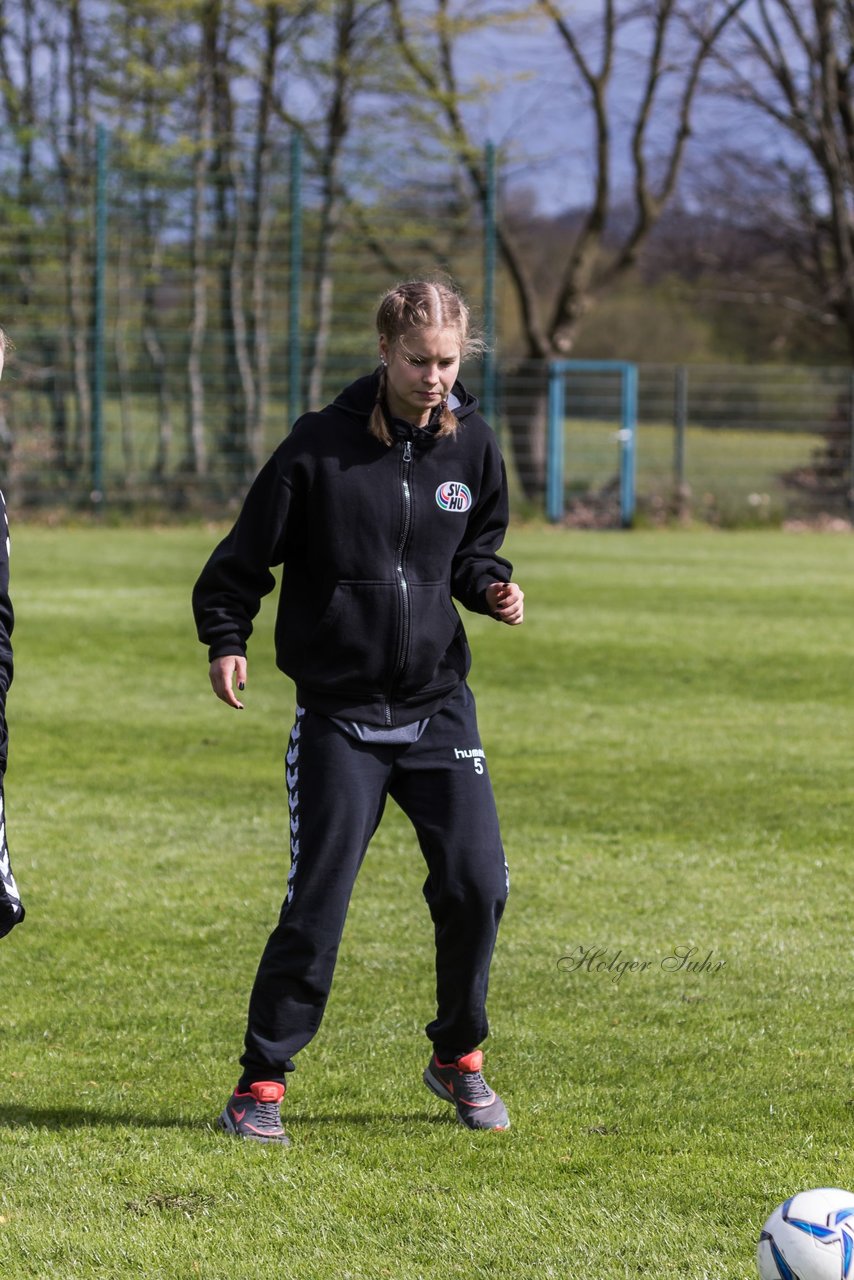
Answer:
[{"xmin": 454, "ymin": 746, "xmax": 485, "ymax": 774}]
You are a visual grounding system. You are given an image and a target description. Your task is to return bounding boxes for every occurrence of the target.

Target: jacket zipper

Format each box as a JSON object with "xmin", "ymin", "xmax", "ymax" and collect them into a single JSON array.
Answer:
[{"xmin": 385, "ymin": 438, "xmax": 413, "ymax": 725}]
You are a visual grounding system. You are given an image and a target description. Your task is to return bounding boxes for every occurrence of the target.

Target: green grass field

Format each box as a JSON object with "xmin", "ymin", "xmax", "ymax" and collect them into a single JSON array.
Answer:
[
  {"xmin": 1, "ymin": 523, "xmax": 852, "ymax": 1279},
  {"xmin": 562, "ymin": 421, "xmax": 823, "ymax": 523}
]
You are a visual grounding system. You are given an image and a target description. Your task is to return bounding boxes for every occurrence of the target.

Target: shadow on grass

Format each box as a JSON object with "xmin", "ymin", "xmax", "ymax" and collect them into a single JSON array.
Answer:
[
  {"xmin": 0, "ymin": 1104, "xmax": 202, "ymax": 1131},
  {"xmin": 0, "ymin": 1104, "xmax": 454, "ymax": 1132}
]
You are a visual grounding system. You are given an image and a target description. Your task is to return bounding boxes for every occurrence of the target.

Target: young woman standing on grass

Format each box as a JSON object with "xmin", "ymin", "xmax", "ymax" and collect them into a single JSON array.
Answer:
[
  {"xmin": 193, "ymin": 280, "xmax": 523, "ymax": 1144},
  {"xmin": 0, "ymin": 329, "xmax": 23, "ymax": 938}
]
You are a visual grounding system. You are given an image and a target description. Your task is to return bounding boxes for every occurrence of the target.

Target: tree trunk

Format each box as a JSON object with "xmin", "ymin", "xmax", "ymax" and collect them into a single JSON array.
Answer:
[
  {"xmin": 307, "ymin": 1, "xmax": 355, "ymax": 409},
  {"xmin": 246, "ymin": 3, "xmax": 281, "ymax": 464},
  {"xmin": 60, "ymin": 0, "xmax": 92, "ymax": 479},
  {"xmin": 207, "ymin": 4, "xmax": 256, "ymax": 484},
  {"xmin": 185, "ymin": 67, "xmax": 211, "ymax": 480},
  {"xmin": 0, "ymin": 382, "xmax": 13, "ymax": 488},
  {"xmin": 140, "ymin": 218, "xmax": 172, "ymax": 480},
  {"xmin": 45, "ymin": 336, "xmax": 70, "ymax": 477},
  {"xmin": 224, "ymin": 160, "xmax": 257, "ymax": 478},
  {"xmin": 143, "ymin": 323, "xmax": 172, "ymax": 481},
  {"xmin": 503, "ymin": 358, "xmax": 550, "ymax": 502},
  {"xmin": 64, "ymin": 176, "xmax": 91, "ymax": 478},
  {"xmin": 114, "ymin": 229, "xmax": 136, "ymax": 482}
]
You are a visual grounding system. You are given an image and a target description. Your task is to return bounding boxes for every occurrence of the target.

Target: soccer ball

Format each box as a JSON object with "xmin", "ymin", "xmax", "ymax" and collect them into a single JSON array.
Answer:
[{"xmin": 757, "ymin": 1188, "xmax": 854, "ymax": 1280}]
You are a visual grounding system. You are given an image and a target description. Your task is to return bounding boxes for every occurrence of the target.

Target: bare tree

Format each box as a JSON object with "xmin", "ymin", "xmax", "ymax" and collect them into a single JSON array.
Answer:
[
  {"xmin": 716, "ymin": 0, "xmax": 854, "ymax": 356},
  {"xmin": 41, "ymin": 0, "xmax": 96, "ymax": 478},
  {"xmin": 196, "ymin": 0, "xmax": 255, "ymax": 481},
  {"xmin": 303, "ymin": 1, "xmax": 387, "ymax": 407},
  {"xmin": 114, "ymin": 227, "xmax": 137, "ymax": 481},
  {"xmin": 0, "ymin": 0, "xmax": 38, "ymax": 308},
  {"xmin": 63, "ymin": 0, "xmax": 95, "ymax": 477},
  {"xmin": 709, "ymin": 1, "xmax": 854, "ymax": 503},
  {"xmin": 185, "ymin": 18, "xmax": 214, "ymax": 481},
  {"xmin": 0, "ymin": 0, "xmax": 71, "ymax": 475},
  {"xmin": 269, "ymin": 0, "xmax": 388, "ymax": 409},
  {"xmin": 305, "ymin": 1, "xmax": 358, "ymax": 408},
  {"xmin": 206, "ymin": 0, "xmax": 302, "ymax": 481},
  {"xmin": 389, "ymin": 0, "xmax": 748, "ymax": 497},
  {"xmin": 246, "ymin": 3, "xmax": 287, "ymax": 462}
]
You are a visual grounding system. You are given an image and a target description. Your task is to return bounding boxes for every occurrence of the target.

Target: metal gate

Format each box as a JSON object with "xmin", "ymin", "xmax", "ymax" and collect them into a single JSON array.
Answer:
[{"xmin": 546, "ymin": 360, "xmax": 638, "ymax": 527}]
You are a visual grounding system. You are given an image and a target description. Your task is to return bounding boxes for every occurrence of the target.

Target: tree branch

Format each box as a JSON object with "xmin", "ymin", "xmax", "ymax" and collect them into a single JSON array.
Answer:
[
  {"xmin": 610, "ymin": 0, "xmax": 751, "ymax": 280},
  {"xmin": 386, "ymin": 0, "xmax": 550, "ymax": 356}
]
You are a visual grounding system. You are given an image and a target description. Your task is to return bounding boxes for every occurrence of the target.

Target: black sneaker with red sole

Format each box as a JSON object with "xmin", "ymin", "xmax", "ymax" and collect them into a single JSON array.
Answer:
[
  {"xmin": 423, "ymin": 1050, "xmax": 510, "ymax": 1130},
  {"xmin": 218, "ymin": 1081, "xmax": 290, "ymax": 1144}
]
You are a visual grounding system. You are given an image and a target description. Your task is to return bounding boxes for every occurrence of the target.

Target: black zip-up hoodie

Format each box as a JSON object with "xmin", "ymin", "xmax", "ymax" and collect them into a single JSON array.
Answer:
[{"xmin": 192, "ymin": 371, "xmax": 512, "ymax": 727}]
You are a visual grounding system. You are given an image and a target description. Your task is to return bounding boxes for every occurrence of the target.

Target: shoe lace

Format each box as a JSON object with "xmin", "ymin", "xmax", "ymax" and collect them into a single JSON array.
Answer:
[
  {"xmin": 460, "ymin": 1069, "xmax": 493, "ymax": 1103},
  {"xmin": 254, "ymin": 1099, "xmax": 282, "ymax": 1131}
]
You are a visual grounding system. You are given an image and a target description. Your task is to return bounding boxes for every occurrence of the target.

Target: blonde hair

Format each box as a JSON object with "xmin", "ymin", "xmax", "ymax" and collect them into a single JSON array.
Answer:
[{"xmin": 369, "ymin": 280, "xmax": 483, "ymax": 445}]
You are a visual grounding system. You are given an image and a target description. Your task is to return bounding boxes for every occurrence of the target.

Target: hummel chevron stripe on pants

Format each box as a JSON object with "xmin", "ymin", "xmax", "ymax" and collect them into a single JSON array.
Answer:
[
  {"xmin": 0, "ymin": 785, "xmax": 24, "ymax": 939},
  {"xmin": 238, "ymin": 683, "xmax": 508, "ymax": 1085}
]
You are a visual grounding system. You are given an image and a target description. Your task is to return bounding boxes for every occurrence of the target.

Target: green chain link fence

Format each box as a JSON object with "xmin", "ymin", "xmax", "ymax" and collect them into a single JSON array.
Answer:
[
  {"xmin": 0, "ymin": 128, "xmax": 499, "ymax": 513},
  {"xmin": 1, "ymin": 129, "xmax": 853, "ymax": 525}
]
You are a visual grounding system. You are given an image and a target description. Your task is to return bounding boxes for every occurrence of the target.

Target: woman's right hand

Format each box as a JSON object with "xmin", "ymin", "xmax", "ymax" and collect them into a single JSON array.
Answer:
[{"xmin": 209, "ymin": 655, "xmax": 247, "ymax": 709}]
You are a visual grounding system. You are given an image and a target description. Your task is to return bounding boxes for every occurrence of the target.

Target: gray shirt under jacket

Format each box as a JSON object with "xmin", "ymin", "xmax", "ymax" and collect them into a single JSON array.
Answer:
[{"xmin": 330, "ymin": 717, "xmax": 431, "ymax": 745}]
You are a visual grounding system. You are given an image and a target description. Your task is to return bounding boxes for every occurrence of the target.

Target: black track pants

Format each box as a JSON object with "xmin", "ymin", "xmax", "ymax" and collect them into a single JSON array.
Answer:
[
  {"xmin": 0, "ymin": 785, "xmax": 24, "ymax": 939},
  {"xmin": 238, "ymin": 683, "xmax": 508, "ymax": 1085}
]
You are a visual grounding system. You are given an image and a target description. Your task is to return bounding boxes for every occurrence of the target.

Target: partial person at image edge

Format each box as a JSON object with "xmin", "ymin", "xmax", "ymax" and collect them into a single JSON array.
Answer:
[
  {"xmin": 0, "ymin": 327, "xmax": 24, "ymax": 939},
  {"xmin": 193, "ymin": 279, "xmax": 524, "ymax": 1144}
]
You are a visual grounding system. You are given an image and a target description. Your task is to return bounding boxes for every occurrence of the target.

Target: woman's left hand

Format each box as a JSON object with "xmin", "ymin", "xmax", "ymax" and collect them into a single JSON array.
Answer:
[{"xmin": 486, "ymin": 582, "xmax": 524, "ymax": 625}]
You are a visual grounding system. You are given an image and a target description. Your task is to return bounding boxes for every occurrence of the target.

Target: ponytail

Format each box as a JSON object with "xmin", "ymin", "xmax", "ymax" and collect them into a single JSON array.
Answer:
[
  {"xmin": 436, "ymin": 400, "xmax": 458, "ymax": 437},
  {"xmin": 369, "ymin": 365, "xmax": 392, "ymax": 446}
]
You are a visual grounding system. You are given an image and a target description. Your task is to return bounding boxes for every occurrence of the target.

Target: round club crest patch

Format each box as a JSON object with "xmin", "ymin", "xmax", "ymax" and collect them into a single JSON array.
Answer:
[{"xmin": 436, "ymin": 481, "xmax": 472, "ymax": 513}]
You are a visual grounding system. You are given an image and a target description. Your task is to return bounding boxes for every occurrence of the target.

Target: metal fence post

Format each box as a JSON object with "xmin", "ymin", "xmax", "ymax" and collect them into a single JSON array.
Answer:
[
  {"xmin": 90, "ymin": 123, "xmax": 108, "ymax": 506},
  {"xmin": 620, "ymin": 363, "xmax": 637, "ymax": 528},
  {"xmin": 674, "ymin": 364, "xmax": 687, "ymax": 492},
  {"xmin": 482, "ymin": 141, "xmax": 498, "ymax": 429},
  {"xmin": 288, "ymin": 132, "xmax": 303, "ymax": 428},
  {"xmin": 546, "ymin": 364, "xmax": 565, "ymax": 523}
]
